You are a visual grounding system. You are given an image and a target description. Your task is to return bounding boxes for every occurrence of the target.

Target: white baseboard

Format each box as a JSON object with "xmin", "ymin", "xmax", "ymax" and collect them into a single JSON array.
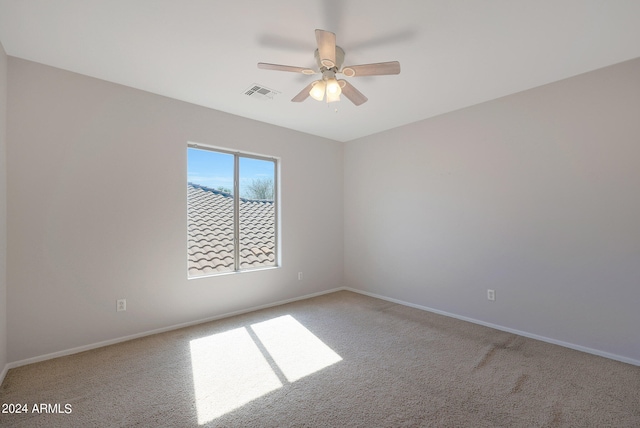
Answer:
[
  {"xmin": 343, "ymin": 287, "xmax": 640, "ymax": 367},
  {"xmin": 5, "ymin": 285, "xmax": 638, "ymax": 378},
  {"xmin": 0, "ymin": 363, "xmax": 8, "ymax": 386},
  {"xmin": 5, "ymin": 287, "xmax": 344, "ymax": 372}
]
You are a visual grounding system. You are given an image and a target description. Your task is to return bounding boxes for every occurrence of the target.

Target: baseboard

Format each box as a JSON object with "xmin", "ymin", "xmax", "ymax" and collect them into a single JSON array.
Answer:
[
  {"xmin": 344, "ymin": 287, "xmax": 640, "ymax": 367},
  {"xmin": 8, "ymin": 285, "xmax": 637, "ymax": 375},
  {"xmin": 0, "ymin": 362, "xmax": 8, "ymax": 386},
  {"xmin": 6, "ymin": 287, "xmax": 345, "ymax": 372}
]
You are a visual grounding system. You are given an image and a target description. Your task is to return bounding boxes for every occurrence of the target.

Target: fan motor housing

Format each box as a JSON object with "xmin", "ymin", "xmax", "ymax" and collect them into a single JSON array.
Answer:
[{"xmin": 315, "ymin": 46, "xmax": 345, "ymax": 72}]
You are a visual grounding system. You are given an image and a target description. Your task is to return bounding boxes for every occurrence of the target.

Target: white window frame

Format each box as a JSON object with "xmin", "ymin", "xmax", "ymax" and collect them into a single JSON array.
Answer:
[{"xmin": 187, "ymin": 143, "xmax": 279, "ymax": 277}]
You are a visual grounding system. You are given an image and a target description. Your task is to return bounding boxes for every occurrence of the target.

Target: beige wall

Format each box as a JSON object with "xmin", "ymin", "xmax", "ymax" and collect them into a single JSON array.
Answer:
[
  {"xmin": 0, "ymin": 41, "xmax": 7, "ymax": 375},
  {"xmin": 345, "ymin": 58, "xmax": 640, "ymax": 364},
  {"xmin": 4, "ymin": 51, "xmax": 640, "ymax": 367},
  {"xmin": 6, "ymin": 58, "xmax": 344, "ymax": 362}
]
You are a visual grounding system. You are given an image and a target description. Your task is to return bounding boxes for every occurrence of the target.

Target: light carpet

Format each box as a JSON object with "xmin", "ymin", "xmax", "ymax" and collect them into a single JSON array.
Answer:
[{"xmin": 1, "ymin": 291, "xmax": 639, "ymax": 427}]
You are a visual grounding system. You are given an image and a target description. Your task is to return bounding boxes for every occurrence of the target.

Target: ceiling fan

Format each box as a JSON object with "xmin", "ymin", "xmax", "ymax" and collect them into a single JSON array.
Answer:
[{"xmin": 258, "ymin": 29, "xmax": 401, "ymax": 106}]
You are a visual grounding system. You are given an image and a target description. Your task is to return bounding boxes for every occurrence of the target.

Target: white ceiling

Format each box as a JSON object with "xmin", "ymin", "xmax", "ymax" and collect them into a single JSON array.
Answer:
[{"xmin": 1, "ymin": 1, "xmax": 640, "ymax": 142}]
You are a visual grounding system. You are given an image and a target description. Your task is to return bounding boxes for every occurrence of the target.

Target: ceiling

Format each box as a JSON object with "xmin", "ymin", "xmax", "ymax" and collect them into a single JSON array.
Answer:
[{"xmin": 1, "ymin": 1, "xmax": 640, "ymax": 142}]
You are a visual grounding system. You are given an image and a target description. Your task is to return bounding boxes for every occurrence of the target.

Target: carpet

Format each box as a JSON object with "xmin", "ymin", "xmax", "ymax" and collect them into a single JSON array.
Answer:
[{"xmin": 1, "ymin": 290, "xmax": 638, "ymax": 427}]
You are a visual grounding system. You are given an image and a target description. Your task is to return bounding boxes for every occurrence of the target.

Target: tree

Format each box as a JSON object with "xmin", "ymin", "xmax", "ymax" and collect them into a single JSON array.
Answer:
[{"xmin": 243, "ymin": 178, "xmax": 274, "ymax": 200}]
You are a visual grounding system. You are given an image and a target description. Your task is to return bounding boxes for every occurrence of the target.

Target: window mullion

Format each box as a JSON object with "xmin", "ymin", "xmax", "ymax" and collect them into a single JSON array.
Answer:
[{"xmin": 233, "ymin": 154, "xmax": 240, "ymax": 271}]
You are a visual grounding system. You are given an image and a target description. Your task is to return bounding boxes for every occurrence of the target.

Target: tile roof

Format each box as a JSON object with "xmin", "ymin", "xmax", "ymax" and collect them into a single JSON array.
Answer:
[{"xmin": 187, "ymin": 183, "xmax": 275, "ymax": 276}]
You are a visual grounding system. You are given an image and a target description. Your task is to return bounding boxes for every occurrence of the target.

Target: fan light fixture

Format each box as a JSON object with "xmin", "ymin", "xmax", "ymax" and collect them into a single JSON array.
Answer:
[
  {"xmin": 325, "ymin": 78, "xmax": 342, "ymax": 102},
  {"xmin": 309, "ymin": 77, "xmax": 342, "ymax": 103},
  {"xmin": 309, "ymin": 80, "xmax": 326, "ymax": 101}
]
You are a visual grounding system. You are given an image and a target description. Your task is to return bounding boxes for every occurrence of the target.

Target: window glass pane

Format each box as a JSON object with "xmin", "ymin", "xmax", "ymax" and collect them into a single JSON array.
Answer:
[
  {"xmin": 187, "ymin": 148, "xmax": 235, "ymax": 276},
  {"xmin": 238, "ymin": 156, "xmax": 276, "ymax": 269}
]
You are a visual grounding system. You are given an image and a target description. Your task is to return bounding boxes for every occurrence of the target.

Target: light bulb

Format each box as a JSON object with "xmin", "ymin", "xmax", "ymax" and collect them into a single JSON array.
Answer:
[
  {"xmin": 326, "ymin": 78, "xmax": 341, "ymax": 95},
  {"xmin": 325, "ymin": 78, "xmax": 341, "ymax": 103},
  {"xmin": 309, "ymin": 80, "xmax": 326, "ymax": 101}
]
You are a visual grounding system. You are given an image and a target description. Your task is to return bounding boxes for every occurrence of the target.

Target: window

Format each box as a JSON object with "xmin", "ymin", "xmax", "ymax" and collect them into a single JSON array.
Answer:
[{"xmin": 187, "ymin": 145, "xmax": 278, "ymax": 277}]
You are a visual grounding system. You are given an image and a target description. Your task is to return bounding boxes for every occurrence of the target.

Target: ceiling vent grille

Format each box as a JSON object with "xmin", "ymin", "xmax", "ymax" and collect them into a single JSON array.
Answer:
[{"xmin": 244, "ymin": 84, "xmax": 280, "ymax": 100}]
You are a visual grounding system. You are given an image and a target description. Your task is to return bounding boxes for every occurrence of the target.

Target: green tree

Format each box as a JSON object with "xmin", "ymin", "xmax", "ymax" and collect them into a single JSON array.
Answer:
[{"xmin": 243, "ymin": 178, "xmax": 273, "ymax": 200}]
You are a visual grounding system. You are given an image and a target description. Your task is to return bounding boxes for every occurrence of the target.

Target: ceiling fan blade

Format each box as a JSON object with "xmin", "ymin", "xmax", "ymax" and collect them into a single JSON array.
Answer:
[
  {"xmin": 315, "ymin": 29, "xmax": 336, "ymax": 68},
  {"xmin": 258, "ymin": 63, "xmax": 316, "ymax": 75},
  {"xmin": 341, "ymin": 61, "xmax": 401, "ymax": 77},
  {"xmin": 291, "ymin": 82, "xmax": 315, "ymax": 102},
  {"xmin": 338, "ymin": 80, "xmax": 368, "ymax": 106}
]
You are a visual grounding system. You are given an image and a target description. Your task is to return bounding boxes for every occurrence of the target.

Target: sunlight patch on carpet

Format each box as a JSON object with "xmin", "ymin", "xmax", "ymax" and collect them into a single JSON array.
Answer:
[
  {"xmin": 250, "ymin": 315, "xmax": 343, "ymax": 382},
  {"xmin": 190, "ymin": 315, "xmax": 342, "ymax": 425},
  {"xmin": 189, "ymin": 327, "xmax": 283, "ymax": 424}
]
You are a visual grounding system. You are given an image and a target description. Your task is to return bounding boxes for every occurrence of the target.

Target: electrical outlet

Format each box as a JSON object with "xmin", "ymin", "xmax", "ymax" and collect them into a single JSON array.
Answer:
[
  {"xmin": 117, "ymin": 299, "xmax": 126, "ymax": 312},
  {"xmin": 487, "ymin": 289, "xmax": 496, "ymax": 301},
  {"xmin": 298, "ymin": 272, "xmax": 303, "ymax": 281}
]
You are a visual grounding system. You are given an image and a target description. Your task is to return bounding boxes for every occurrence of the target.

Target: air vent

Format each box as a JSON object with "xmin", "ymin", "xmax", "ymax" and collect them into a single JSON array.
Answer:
[{"xmin": 244, "ymin": 84, "xmax": 280, "ymax": 101}]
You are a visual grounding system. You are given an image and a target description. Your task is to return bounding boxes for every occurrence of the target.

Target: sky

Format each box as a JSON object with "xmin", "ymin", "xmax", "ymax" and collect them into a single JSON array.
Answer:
[{"xmin": 187, "ymin": 147, "xmax": 274, "ymax": 196}]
